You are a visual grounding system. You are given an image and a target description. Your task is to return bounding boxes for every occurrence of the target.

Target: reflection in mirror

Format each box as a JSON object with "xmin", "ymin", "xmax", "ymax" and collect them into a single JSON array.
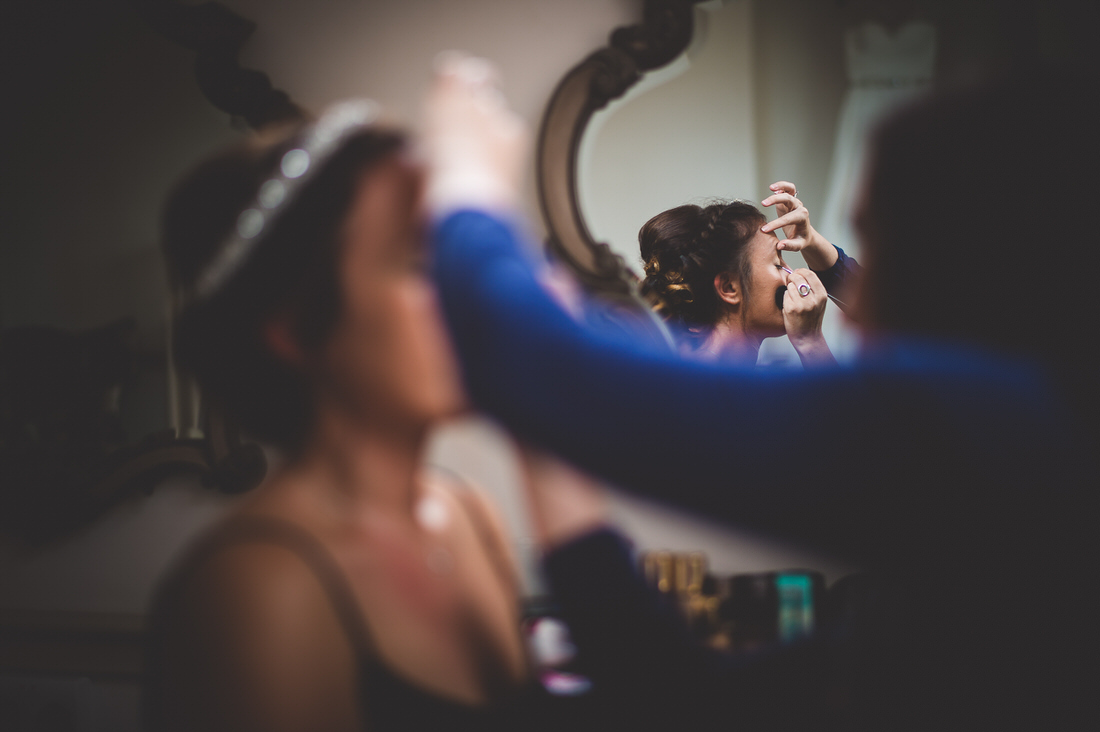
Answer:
[
  {"xmin": 577, "ymin": 0, "xmax": 907, "ymax": 366},
  {"xmin": 580, "ymin": 0, "xmax": 758, "ymax": 279},
  {"xmin": 554, "ymin": 0, "xmax": 1031, "ymax": 367}
]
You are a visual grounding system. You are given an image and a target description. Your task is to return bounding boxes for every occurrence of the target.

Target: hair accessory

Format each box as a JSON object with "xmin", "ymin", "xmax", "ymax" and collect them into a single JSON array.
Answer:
[
  {"xmin": 798, "ymin": 283, "xmax": 811, "ymax": 297},
  {"xmin": 192, "ymin": 99, "xmax": 381, "ymax": 301}
]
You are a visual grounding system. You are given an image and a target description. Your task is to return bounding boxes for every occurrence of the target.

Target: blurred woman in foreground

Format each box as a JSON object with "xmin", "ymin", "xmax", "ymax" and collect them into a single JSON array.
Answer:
[{"xmin": 144, "ymin": 104, "xmax": 530, "ymax": 732}]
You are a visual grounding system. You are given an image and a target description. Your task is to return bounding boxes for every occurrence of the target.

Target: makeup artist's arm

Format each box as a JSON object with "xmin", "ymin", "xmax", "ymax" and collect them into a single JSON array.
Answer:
[
  {"xmin": 762, "ymin": 181, "xmax": 862, "ymax": 311},
  {"xmin": 424, "ymin": 53, "xmax": 1072, "ymax": 563}
]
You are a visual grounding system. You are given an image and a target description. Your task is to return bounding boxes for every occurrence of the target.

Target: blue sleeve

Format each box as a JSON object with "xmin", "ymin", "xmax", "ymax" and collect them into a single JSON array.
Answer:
[
  {"xmin": 813, "ymin": 245, "xmax": 862, "ymax": 312},
  {"xmin": 432, "ymin": 210, "xmax": 1074, "ymax": 562}
]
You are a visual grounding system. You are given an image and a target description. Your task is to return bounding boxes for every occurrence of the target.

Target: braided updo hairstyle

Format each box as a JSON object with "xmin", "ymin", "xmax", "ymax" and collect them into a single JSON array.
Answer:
[{"xmin": 639, "ymin": 200, "xmax": 766, "ymax": 347}]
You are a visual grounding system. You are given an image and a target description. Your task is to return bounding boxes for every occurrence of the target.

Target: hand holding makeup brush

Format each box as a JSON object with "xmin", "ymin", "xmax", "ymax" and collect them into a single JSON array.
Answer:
[{"xmin": 780, "ymin": 266, "xmax": 835, "ymax": 368}]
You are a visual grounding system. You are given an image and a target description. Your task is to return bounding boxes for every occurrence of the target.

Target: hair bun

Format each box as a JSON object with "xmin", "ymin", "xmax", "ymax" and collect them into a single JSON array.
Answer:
[{"xmin": 637, "ymin": 200, "xmax": 765, "ymax": 346}]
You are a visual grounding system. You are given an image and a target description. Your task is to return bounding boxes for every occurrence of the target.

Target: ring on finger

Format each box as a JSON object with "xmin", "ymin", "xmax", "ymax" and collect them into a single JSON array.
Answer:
[{"xmin": 798, "ymin": 283, "xmax": 811, "ymax": 297}]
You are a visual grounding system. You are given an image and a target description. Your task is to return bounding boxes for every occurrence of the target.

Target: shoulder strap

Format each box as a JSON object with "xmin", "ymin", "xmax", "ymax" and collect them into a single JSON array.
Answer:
[
  {"xmin": 446, "ymin": 481, "xmax": 519, "ymax": 598},
  {"xmin": 181, "ymin": 515, "xmax": 378, "ymax": 659},
  {"xmin": 426, "ymin": 473, "xmax": 525, "ymax": 702}
]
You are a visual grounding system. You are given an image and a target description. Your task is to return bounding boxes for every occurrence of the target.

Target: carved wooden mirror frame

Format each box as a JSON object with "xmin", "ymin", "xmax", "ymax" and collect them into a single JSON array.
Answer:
[{"xmin": 536, "ymin": 0, "xmax": 704, "ymax": 295}]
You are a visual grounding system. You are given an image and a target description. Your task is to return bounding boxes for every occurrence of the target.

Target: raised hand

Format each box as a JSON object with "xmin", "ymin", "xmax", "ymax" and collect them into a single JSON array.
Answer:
[
  {"xmin": 422, "ymin": 51, "xmax": 528, "ymax": 216},
  {"xmin": 761, "ymin": 181, "xmax": 838, "ymax": 272}
]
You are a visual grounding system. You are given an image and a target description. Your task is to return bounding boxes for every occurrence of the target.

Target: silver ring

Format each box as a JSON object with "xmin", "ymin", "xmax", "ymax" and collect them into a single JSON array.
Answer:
[{"xmin": 798, "ymin": 283, "xmax": 811, "ymax": 297}]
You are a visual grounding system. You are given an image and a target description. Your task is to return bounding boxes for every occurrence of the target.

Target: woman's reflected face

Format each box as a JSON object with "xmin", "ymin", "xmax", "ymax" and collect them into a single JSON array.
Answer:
[
  {"xmin": 318, "ymin": 154, "xmax": 467, "ymax": 428},
  {"xmin": 740, "ymin": 229, "xmax": 788, "ymax": 338}
]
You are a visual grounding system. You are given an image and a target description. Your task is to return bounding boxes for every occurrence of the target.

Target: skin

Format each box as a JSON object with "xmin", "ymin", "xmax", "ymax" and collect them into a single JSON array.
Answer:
[
  {"xmin": 157, "ymin": 155, "xmax": 527, "ymax": 732},
  {"xmin": 762, "ymin": 181, "xmax": 842, "ymax": 367},
  {"xmin": 761, "ymin": 181, "xmax": 839, "ymax": 271},
  {"xmin": 703, "ymin": 210, "xmax": 834, "ymax": 368}
]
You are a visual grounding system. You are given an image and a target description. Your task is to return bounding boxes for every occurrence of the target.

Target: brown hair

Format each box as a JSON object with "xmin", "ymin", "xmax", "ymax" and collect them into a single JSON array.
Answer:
[{"xmin": 639, "ymin": 200, "xmax": 765, "ymax": 348}]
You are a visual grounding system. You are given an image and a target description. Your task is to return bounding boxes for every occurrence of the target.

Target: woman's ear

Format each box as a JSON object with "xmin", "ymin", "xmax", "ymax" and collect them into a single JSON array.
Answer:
[
  {"xmin": 263, "ymin": 315, "xmax": 306, "ymax": 367},
  {"xmin": 714, "ymin": 272, "xmax": 741, "ymax": 306}
]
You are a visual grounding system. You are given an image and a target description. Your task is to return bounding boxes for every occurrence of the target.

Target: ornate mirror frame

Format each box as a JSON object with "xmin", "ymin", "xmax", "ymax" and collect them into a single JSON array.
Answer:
[{"xmin": 536, "ymin": 0, "xmax": 704, "ymax": 295}]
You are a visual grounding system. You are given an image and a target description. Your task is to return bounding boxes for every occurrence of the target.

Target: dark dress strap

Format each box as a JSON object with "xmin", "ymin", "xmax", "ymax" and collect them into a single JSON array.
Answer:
[
  {"xmin": 176, "ymin": 514, "xmax": 378, "ymax": 657},
  {"xmin": 146, "ymin": 508, "xmax": 537, "ymax": 732},
  {"xmin": 143, "ymin": 514, "xmax": 381, "ymax": 730}
]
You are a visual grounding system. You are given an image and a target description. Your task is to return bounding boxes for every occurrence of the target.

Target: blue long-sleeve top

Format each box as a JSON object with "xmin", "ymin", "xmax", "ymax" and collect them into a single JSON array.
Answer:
[
  {"xmin": 431, "ymin": 209, "xmax": 1079, "ymax": 568},
  {"xmin": 813, "ymin": 243, "xmax": 862, "ymax": 310},
  {"xmin": 431, "ymin": 210, "xmax": 1090, "ymax": 729}
]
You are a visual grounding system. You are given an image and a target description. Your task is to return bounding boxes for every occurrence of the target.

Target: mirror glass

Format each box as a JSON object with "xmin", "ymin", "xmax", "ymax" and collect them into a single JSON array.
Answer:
[
  {"xmin": 579, "ymin": 1, "xmax": 761, "ymax": 279},
  {"xmin": 572, "ymin": 0, "xmax": 1002, "ymax": 365}
]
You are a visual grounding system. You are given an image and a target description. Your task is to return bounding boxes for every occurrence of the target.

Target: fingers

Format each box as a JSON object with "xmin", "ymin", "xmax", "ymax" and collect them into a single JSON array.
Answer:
[
  {"xmin": 434, "ymin": 51, "xmax": 499, "ymax": 86},
  {"xmin": 761, "ymin": 206, "xmax": 808, "ymax": 234},
  {"xmin": 784, "ymin": 277, "xmax": 810, "ymax": 302},
  {"xmin": 782, "ymin": 269, "xmax": 826, "ymax": 308},
  {"xmin": 761, "ymin": 191, "xmax": 803, "ymax": 232},
  {"xmin": 428, "ymin": 51, "xmax": 514, "ymax": 124},
  {"xmin": 781, "ymin": 268, "xmax": 827, "ymax": 343},
  {"xmin": 423, "ymin": 51, "xmax": 528, "ymax": 214},
  {"xmin": 432, "ymin": 52, "xmax": 509, "ymax": 115},
  {"xmin": 761, "ymin": 191, "xmax": 803, "ymax": 211},
  {"xmin": 769, "ymin": 181, "xmax": 798, "ymax": 196},
  {"xmin": 787, "ymin": 273, "xmax": 811, "ymax": 304}
]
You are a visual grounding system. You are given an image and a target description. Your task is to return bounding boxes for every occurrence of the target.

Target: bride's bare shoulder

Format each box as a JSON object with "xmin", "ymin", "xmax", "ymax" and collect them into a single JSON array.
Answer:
[{"xmin": 151, "ymin": 516, "xmax": 361, "ymax": 731}]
